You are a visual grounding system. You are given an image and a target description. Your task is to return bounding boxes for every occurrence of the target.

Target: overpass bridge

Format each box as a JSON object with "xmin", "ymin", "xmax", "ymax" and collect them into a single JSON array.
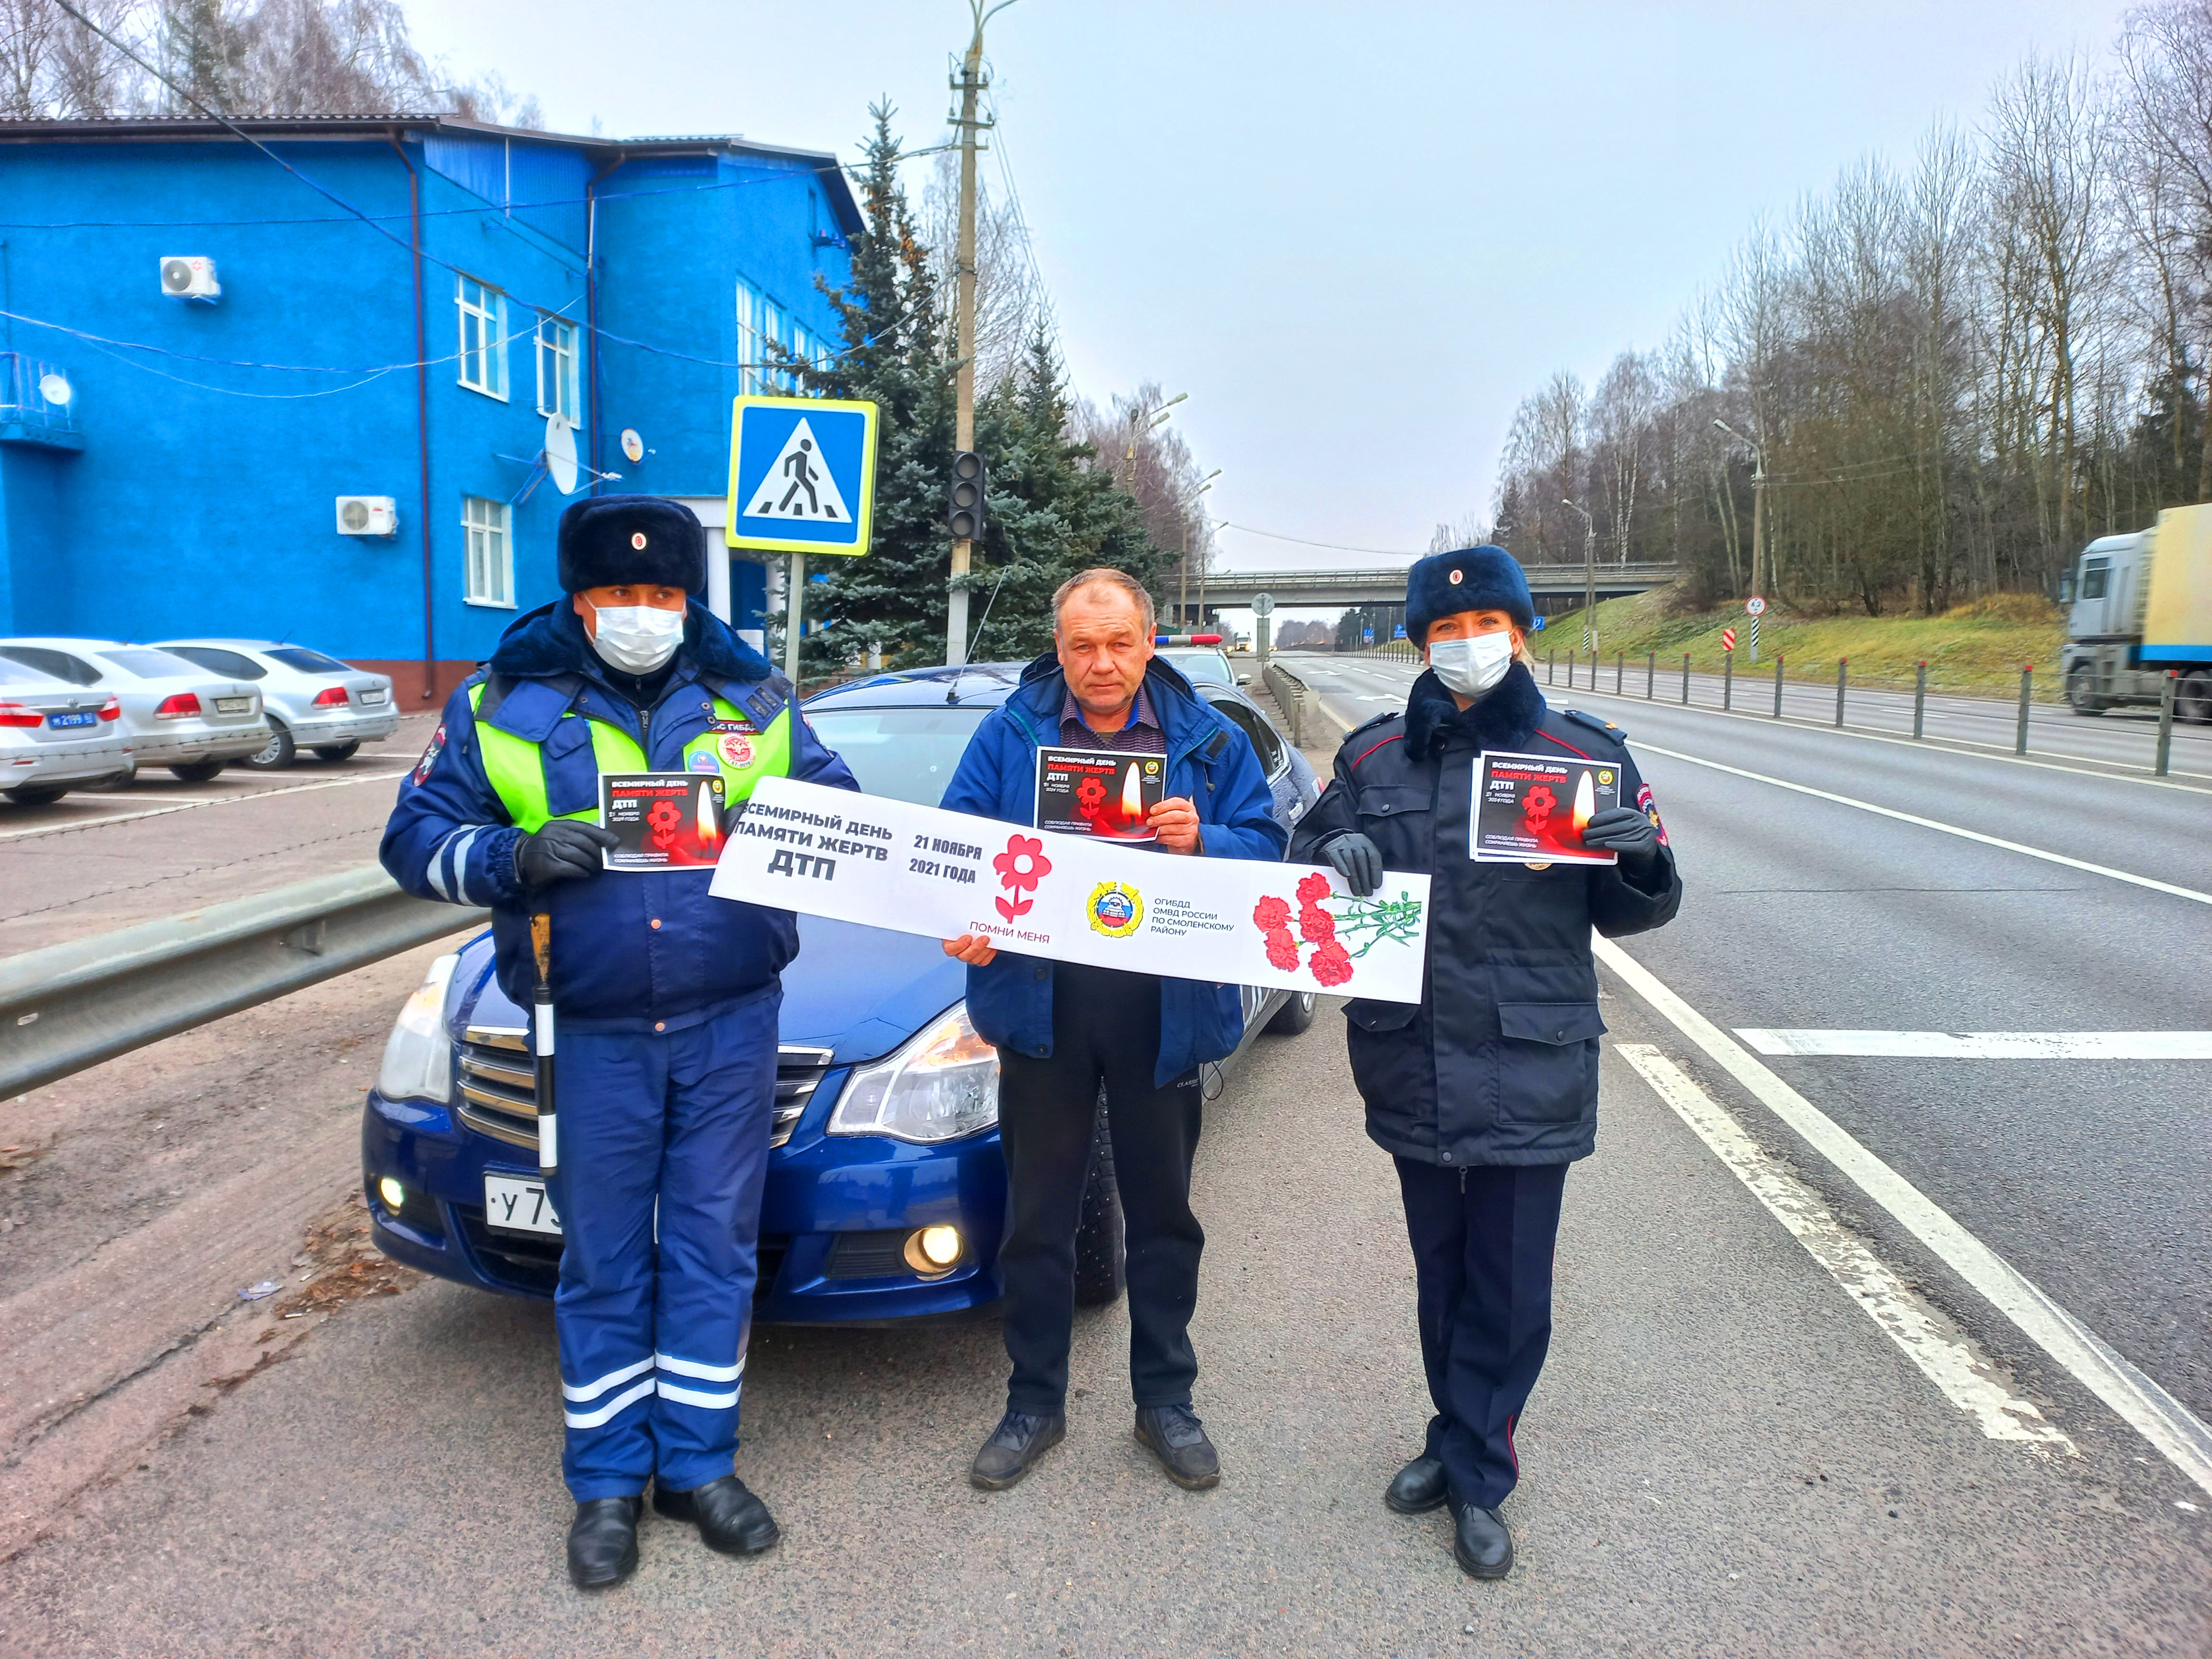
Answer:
[{"xmin": 1183, "ymin": 563, "xmax": 1680, "ymax": 618}]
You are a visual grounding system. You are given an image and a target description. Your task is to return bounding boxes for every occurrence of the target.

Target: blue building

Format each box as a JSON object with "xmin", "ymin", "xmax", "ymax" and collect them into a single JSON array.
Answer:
[{"xmin": 0, "ymin": 115, "xmax": 860, "ymax": 705}]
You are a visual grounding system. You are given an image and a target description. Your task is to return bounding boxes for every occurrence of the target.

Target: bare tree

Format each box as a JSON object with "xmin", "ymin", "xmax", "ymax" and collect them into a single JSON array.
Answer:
[{"xmin": 921, "ymin": 148, "xmax": 1040, "ymax": 396}]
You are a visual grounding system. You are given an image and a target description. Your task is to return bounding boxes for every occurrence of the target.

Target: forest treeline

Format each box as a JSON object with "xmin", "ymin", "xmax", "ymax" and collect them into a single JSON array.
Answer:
[{"xmin": 1472, "ymin": 2, "xmax": 2212, "ymax": 616}]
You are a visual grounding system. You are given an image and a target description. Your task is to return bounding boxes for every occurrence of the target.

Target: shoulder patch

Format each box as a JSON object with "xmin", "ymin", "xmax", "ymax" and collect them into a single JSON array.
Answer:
[
  {"xmin": 742, "ymin": 674, "xmax": 793, "ymax": 725},
  {"xmin": 1561, "ymin": 707, "xmax": 1626, "ymax": 743},
  {"xmin": 1346, "ymin": 708, "xmax": 1399, "ymax": 739}
]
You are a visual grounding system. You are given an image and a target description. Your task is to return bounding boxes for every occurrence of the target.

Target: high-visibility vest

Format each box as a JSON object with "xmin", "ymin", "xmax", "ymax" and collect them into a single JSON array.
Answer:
[{"xmin": 469, "ymin": 681, "xmax": 793, "ymax": 833}]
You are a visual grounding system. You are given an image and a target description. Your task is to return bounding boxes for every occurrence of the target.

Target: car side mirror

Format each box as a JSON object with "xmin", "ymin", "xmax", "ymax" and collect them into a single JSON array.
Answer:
[
  {"xmin": 1236, "ymin": 674, "xmax": 1252, "ymax": 686},
  {"xmin": 2057, "ymin": 575, "xmax": 2076, "ymax": 603}
]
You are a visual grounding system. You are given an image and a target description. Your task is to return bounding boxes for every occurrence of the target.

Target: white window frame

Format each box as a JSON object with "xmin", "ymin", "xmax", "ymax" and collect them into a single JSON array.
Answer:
[
  {"xmin": 735, "ymin": 276, "xmax": 763, "ymax": 395},
  {"xmin": 456, "ymin": 275, "xmax": 507, "ymax": 400},
  {"xmin": 765, "ymin": 300, "xmax": 787, "ymax": 389},
  {"xmin": 535, "ymin": 313, "xmax": 577, "ymax": 421},
  {"xmin": 463, "ymin": 496, "xmax": 513, "ymax": 608}
]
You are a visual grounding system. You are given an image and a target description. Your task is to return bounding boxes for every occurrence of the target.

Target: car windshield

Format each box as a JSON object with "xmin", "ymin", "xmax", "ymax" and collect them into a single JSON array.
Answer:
[
  {"xmin": 97, "ymin": 648, "xmax": 205, "ymax": 679},
  {"xmin": 1159, "ymin": 649, "xmax": 1233, "ymax": 687},
  {"xmin": 804, "ymin": 706, "xmax": 991, "ymax": 807},
  {"xmin": 265, "ymin": 646, "xmax": 353, "ymax": 674}
]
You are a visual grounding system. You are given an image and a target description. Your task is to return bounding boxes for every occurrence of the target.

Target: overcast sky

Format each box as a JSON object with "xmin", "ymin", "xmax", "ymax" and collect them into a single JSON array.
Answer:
[{"xmin": 413, "ymin": 1, "xmax": 2126, "ymax": 579}]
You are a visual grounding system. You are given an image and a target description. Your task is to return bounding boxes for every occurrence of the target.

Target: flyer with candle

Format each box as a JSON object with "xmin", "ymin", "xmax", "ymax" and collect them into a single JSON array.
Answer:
[
  {"xmin": 1470, "ymin": 750, "xmax": 1620, "ymax": 865},
  {"xmin": 708, "ymin": 776, "xmax": 1432, "ymax": 1003}
]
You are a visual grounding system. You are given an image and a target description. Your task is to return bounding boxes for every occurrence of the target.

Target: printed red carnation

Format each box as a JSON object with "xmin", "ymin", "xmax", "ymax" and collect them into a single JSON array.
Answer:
[
  {"xmin": 1308, "ymin": 941, "xmax": 1354, "ymax": 987},
  {"xmin": 1264, "ymin": 929, "xmax": 1301, "ymax": 972},
  {"xmin": 1252, "ymin": 896, "xmax": 1291, "ymax": 930},
  {"xmin": 1295, "ymin": 872, "xmax": 1332, "ymax": 905},
  {"xmin": 1298, "ymin": 903, "xmax": 1336, "ymax": 945}
]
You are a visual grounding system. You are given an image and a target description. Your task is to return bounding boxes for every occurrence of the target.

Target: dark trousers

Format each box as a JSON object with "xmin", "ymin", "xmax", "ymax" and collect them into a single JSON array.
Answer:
[
  {"xmin": 1395, "ymin": 1158, "xmax": 1569, "ymax": 1511},
  {"xmin": 996, "ymin": 962, "xmax": 1205, "ymax": 1416}
]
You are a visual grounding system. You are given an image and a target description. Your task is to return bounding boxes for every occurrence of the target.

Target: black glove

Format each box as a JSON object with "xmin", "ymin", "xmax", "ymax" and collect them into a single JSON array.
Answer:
[
  {"xmin": 1579, "ymin": 806, "xmax": 1660, "ymax": 869},
  {"xmin": 1324, "ymin": 831, "xmax": 1384, "ymax": 897},
  {"xmin": 514, "ymin": 820, "xmax": 620, "ymax": 887}
]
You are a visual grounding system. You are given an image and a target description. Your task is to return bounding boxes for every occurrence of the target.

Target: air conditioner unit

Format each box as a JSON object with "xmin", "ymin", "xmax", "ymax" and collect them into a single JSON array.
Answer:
[
  {"xmin": 336, "ymin": 496, "xmax": 398, "ymax": 537},
  {"xmin": 159, "ymin": 255, "xmax": 221, "ymax": 300}
]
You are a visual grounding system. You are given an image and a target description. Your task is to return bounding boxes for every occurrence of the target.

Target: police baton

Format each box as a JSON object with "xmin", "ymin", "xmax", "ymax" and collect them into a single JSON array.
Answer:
[{"xmin": 530, "ymin": 911, "xmax": 559, "ymax": 1180}]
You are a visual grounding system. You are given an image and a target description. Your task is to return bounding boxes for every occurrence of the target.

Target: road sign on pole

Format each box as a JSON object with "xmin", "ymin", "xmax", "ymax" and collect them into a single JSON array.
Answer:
[
  {"xmin": 1748, "ymin": 614, "xmax": 1760, "ymax": 663},
  {"xmin": 1251, "ymin": 591, "xmax": 1275, "ymax": 617},
  {"xmin": 1745, "ymin": 595, "xmax": 1767, "ymax": 616},
  {"xmin": 724, "ymin": 395, "xmax": 879, "ymax": 557},
  {"xmin": 1722, "ymin": 627, "xmax": 1737, "ymax": 652}
]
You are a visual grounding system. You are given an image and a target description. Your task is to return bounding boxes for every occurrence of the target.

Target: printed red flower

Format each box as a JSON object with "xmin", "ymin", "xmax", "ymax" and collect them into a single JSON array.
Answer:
[
  {"xmin": 1252, "ymin": 896, "xmax": 1290, "ymax": 930},
  {"xmin": 1298, "ymin": 903, "xmax": 1335, "ymax": 945},
  {"xmin": 1295, "ymin": 871, "xmax": 1332, "ymax": 905},
  {"xmin": 1264, "ymin": 929, "xmax": 1301, "ymax": 972},
  {"xmin": 1308, "ymin": 941, "xmax": 1354, "ymax": 987},
  {"xmin": 995, "ymin": 895, "xmax": 1031, "ymax": 921},
  {"xmin": 993, "ymin": 833, "xmax": 1052, "ymax": 896}
]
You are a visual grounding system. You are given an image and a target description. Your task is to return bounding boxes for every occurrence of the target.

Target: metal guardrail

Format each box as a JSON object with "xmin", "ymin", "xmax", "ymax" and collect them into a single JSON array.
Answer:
[
  {"xmin": 1262, "ymin": 661, "xmax": 1315, "ymax": 748},
  {"xmin": 0, "ymin": 866, "xmax": 488, "ymax": 1100}
]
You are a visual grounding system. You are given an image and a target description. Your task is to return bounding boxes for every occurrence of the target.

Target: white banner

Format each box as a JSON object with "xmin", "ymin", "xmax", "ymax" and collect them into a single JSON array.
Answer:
[{"xmin": 709, "ymin": 776, "xmax": 1431, "ymax": 1004}]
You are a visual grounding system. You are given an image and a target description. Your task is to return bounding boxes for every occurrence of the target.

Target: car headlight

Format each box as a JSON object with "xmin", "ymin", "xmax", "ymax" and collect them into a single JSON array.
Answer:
[
  {"xmin": 376, "ymin": 952, "xmax": 458, "ymax": 1104},
  {"xmin": 829, "ymin": 1003, "xmax": 999, "ymax": 1143}
]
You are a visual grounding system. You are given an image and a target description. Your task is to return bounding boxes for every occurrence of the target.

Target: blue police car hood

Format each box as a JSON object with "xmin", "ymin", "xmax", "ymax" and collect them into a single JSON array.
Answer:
[{"xmin": 451, "ymin": 917, "xmax": 964, "ymax": 1068}]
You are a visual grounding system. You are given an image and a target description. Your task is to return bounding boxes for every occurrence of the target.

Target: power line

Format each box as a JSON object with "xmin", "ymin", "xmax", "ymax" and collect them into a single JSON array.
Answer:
[{"xmin": 1217, "ymin": 522, "xmax": 1426, "ymax": 558}]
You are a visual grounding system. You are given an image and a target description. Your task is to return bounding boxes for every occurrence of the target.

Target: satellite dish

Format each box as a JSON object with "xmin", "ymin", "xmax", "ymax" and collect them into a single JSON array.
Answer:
[
  {"xmin": 620, "ymin": 428, "xmax": 644, "ymax": 465},
  {"xmin": 37, "ymin": 372, "xmax": 71, "ymax": 407},
  {"xmin": 544, "ymin": 415, "xmax": 579, "ymax": 496}
]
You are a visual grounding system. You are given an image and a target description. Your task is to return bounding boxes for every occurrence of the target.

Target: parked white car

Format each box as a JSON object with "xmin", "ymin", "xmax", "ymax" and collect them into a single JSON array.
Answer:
[
  {"xmin": 156, "ymin": 640, "xmax": 398, "ymax": 769},
  {"xmin": 0, "ymin": 656, "xmax": 134, "ymax": 804},
  {"xmin": 0, "ymin": 639, "xmax": 268, "ymax": 782}
]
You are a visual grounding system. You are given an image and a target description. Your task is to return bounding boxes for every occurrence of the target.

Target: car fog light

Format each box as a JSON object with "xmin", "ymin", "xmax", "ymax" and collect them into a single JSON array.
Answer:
[
  {"xmin": 378, "ymin": 1176, "xmax": 406, "ymax": 1212},
  {"xmin": 905, "ymin": 1225, "xmax": 963, "ymax": 1275}
]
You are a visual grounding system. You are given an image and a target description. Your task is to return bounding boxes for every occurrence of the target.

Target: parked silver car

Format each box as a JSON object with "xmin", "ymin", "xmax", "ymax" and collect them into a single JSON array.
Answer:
[
  {"xmin": 0, "ymin": 656, "xmax": 134, "ymax": 804},
  {"xmin": 156, "ymin": 640, "xmax": 398, "ymax": 769},
  {"xmin": 0, "ymin": 639, "xmax": 268, "ymax": 782}
]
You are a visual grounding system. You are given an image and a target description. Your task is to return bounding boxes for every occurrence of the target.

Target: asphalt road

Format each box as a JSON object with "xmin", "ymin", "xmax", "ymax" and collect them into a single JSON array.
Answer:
[{"xmin": 0, "ymin": 676, "xmax": 2207, "ymax": 1654}]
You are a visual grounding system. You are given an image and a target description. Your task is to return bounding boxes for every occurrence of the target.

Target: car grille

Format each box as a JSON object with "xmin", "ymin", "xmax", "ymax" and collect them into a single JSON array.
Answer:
[
  {"xmin": 454, "ymin": 1027, "xmax": 834, "ymax": 1152},
  {"xmin": 452, "ymin": 1204, "xmax": 789, "ymax": 1299}
]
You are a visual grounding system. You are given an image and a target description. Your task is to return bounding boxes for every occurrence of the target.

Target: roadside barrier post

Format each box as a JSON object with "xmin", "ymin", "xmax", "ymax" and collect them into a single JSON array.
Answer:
[
  {"xmin": 1646, "ymin": 651, "xmax": 1655, "ymax": 699},
  {"xmin": 1568, "ymin": 649, "xmax": 1576, "ymax": 689},
  {"xmin": 1835, "ymin": 658, "xmax": 1847, "ymax": 727},
  {"xmin": 1681, "ymin": 652, "xmax": 1690, "ymax": 704},
  {"xmin": 1615, "ymin": 653, "xmax": 1623, "ymax": 694},
  {"xmin": 1723, "ymin": 650, "xmax": 1734, "ymax": 709},
  {"xmin": 2016, "ymin": 665, "xmax": 2032, "ymax": 755},
  {"xmin": 1772, "ymin": 654, "xmax": 1784, "ymax": 718},
  {"xmin": 2157, "ymin": 670, "xmax": 2177, "ymax": 776},
  {"xmin": 1913, "ymin": 662, "xmax": 1926, "ymax": 739},
  {"xmin": 1548, "ymin": 650, "xmax": 1555, "ymax": 685}
]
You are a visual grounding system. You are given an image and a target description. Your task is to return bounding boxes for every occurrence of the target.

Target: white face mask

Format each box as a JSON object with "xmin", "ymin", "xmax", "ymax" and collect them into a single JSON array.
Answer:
[
  {"xmin": 1427, "ymin": 630, "xmax": 1515, "ymax": 698},
  {"xmin": 586, "ymin": 601, "xmax": 686, "ymax": 675}
]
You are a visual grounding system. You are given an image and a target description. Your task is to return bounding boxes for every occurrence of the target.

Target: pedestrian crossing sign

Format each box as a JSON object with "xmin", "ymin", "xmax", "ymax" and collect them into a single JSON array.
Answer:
[{"xmin": 724, "ymin": 395, "xmax": 878, "ymax": 556}]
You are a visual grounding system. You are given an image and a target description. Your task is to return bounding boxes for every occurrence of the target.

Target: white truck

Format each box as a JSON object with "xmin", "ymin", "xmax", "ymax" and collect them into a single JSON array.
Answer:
[{"xmin": 2061, "ymin": 502, "xmax": 2212, "ymax": 721}]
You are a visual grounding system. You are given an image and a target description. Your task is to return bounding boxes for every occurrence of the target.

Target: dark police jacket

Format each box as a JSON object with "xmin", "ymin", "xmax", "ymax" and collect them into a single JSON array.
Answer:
[
  {"xmin": 1289, "ymin": 664, "xmax": 1681, "ymax": 1167},
  {"xmin": 380, "ymin": 600, "xmax": 856, "ymax": 1034}
]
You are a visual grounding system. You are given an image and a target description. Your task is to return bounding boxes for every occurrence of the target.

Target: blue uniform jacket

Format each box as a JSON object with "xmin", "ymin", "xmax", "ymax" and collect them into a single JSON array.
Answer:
[
  {"xmin": 379, "ymin": 600, "xmax": 857, "ymax": 1034},
  {"xmin": 940, "ymin": 652, "xmax": 1288, "ymax": 1086}
]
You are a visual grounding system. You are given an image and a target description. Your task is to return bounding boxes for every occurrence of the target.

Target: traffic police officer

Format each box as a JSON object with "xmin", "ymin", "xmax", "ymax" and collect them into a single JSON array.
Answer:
[
  {"xmin": 381, "ymin": 496, "xmax": 856, "ymax": 1591},
  {"xmin": 1289, "ymin": 545, "xmax": 1681, "ymax": 1580}
]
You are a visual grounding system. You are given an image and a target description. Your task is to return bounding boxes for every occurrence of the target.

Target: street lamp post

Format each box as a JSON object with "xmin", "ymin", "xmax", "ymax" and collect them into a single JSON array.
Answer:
[
  {"xmin": 1178, "ymin": 468, "xmax": 1221, "ymax": 630},
  {"xmin": 1713, "ymin": 415, "xmax": 1766, "ymax": 617},
  {"xmin": 1562, "ymin": 498, "xmax": 1597, "ymax": 660}
]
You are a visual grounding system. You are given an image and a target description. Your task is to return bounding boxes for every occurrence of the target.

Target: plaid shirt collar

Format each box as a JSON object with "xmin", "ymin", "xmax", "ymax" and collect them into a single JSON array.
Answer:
[{"xmin": 1059, "ymin": 681, "xmax": 1161, "ymax": 747}]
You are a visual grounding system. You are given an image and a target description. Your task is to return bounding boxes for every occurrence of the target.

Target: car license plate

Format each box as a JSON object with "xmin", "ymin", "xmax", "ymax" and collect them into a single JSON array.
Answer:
[
  {"xmin": 359, "ymin": 688, "xmax": 387, "ymax": 706},
  {"xmin": 484, "ymin": 1173, "xmax": 563, "ymax": 1236},
  {"xmin": 215, "ymin": 697, "xmax": 252, "ymax": 715},
  {"xmin": 46, "ymin": 711, "xmax": 97, "ymax": 729}
]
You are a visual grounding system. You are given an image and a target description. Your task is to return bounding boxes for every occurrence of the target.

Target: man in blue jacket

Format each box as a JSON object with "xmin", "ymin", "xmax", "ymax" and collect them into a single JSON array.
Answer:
[
  {"xmin": 940, "ymin": 568, "xmax": 1286, "ymax": 1493},
  {"xmin": 380, "ymin": 496, "xmax": 856, "ymax": 1591}
]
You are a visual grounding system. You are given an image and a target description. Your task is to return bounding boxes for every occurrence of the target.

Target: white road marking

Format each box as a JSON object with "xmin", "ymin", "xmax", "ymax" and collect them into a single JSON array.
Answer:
[
  {"xmin": 0, "ymin": 772, "xmax": 412, "ymax": 844},
  {"xmin": 1738, "ymin": 1029, "xmax": 2212, "ymax": 1060},
  {"xmin": 1595, "ymin": 934, "xmax": 2212, "ymax": 1499},
  {"xmin": 1634, "ymin": 741, "xmax": 2212, "ymax": 906},
  {"xmin": 1616, "ymin": 1043, "xmax": 2072, "ymax": 1450}
]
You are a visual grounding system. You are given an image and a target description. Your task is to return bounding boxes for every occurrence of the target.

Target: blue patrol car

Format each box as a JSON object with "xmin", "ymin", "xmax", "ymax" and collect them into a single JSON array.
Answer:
[{"xmin": 362, "ymin": 661, "xmax": 1320, "ymax": 1320}]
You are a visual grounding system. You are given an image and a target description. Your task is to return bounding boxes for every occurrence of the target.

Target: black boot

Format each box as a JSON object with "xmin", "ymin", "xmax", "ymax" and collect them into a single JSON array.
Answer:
[
  {"xmin": 1452, "ymin": 1501, "xmax": 1513, "ymax": 1580},
  {"xmin": 1133, "ymin": 1405, "xmax": 1221, "ymax": 1490},
  {"xmin": 566, "ymin": 1495, "xmax": 643, "ymax": 1591},
  {"xmin": 1384, "ymin": 1453, "xmax": 1449, "ymax": 1514},
  {"xmin": 653, "ymin": 1474, "xmax": 779, "ymax": 1556},
  {"xmin": 969, "ymin": 1409, "xmax": 1067, "ymax": 1491}
]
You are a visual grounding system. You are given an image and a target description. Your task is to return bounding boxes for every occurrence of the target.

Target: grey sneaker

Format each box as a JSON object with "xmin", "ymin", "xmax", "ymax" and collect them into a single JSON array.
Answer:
[
  {"xmin": 969, "ymin": 1409, "xmax": 1066, "ymax": 1491},
  {"xmin": 1134, "ymin": 1404, "xmax": 1220, "ymax": 1489}
]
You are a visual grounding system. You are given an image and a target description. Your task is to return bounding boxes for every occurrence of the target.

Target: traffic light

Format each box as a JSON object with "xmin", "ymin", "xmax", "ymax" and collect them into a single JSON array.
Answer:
[{"xmin": 947, "ymin": 451, "xmax": 985, "ymax": 541}]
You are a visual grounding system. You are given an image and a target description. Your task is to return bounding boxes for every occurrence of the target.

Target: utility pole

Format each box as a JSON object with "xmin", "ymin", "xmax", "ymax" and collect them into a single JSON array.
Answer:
[
  {"xmin": 945, "ymin": 1, "xmax": 1017, "ymax": 666},
  {"xmin": 1714, "ymin": 415, "xmax": 1766, "ymax": 607},
  {"xmin": 1178, "ymin": 467, "xmax": 1221, "ymax": 630},
  {"xmin": 1562, "ymin": 498, "xmax": 1597, "ymax": 661}
]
